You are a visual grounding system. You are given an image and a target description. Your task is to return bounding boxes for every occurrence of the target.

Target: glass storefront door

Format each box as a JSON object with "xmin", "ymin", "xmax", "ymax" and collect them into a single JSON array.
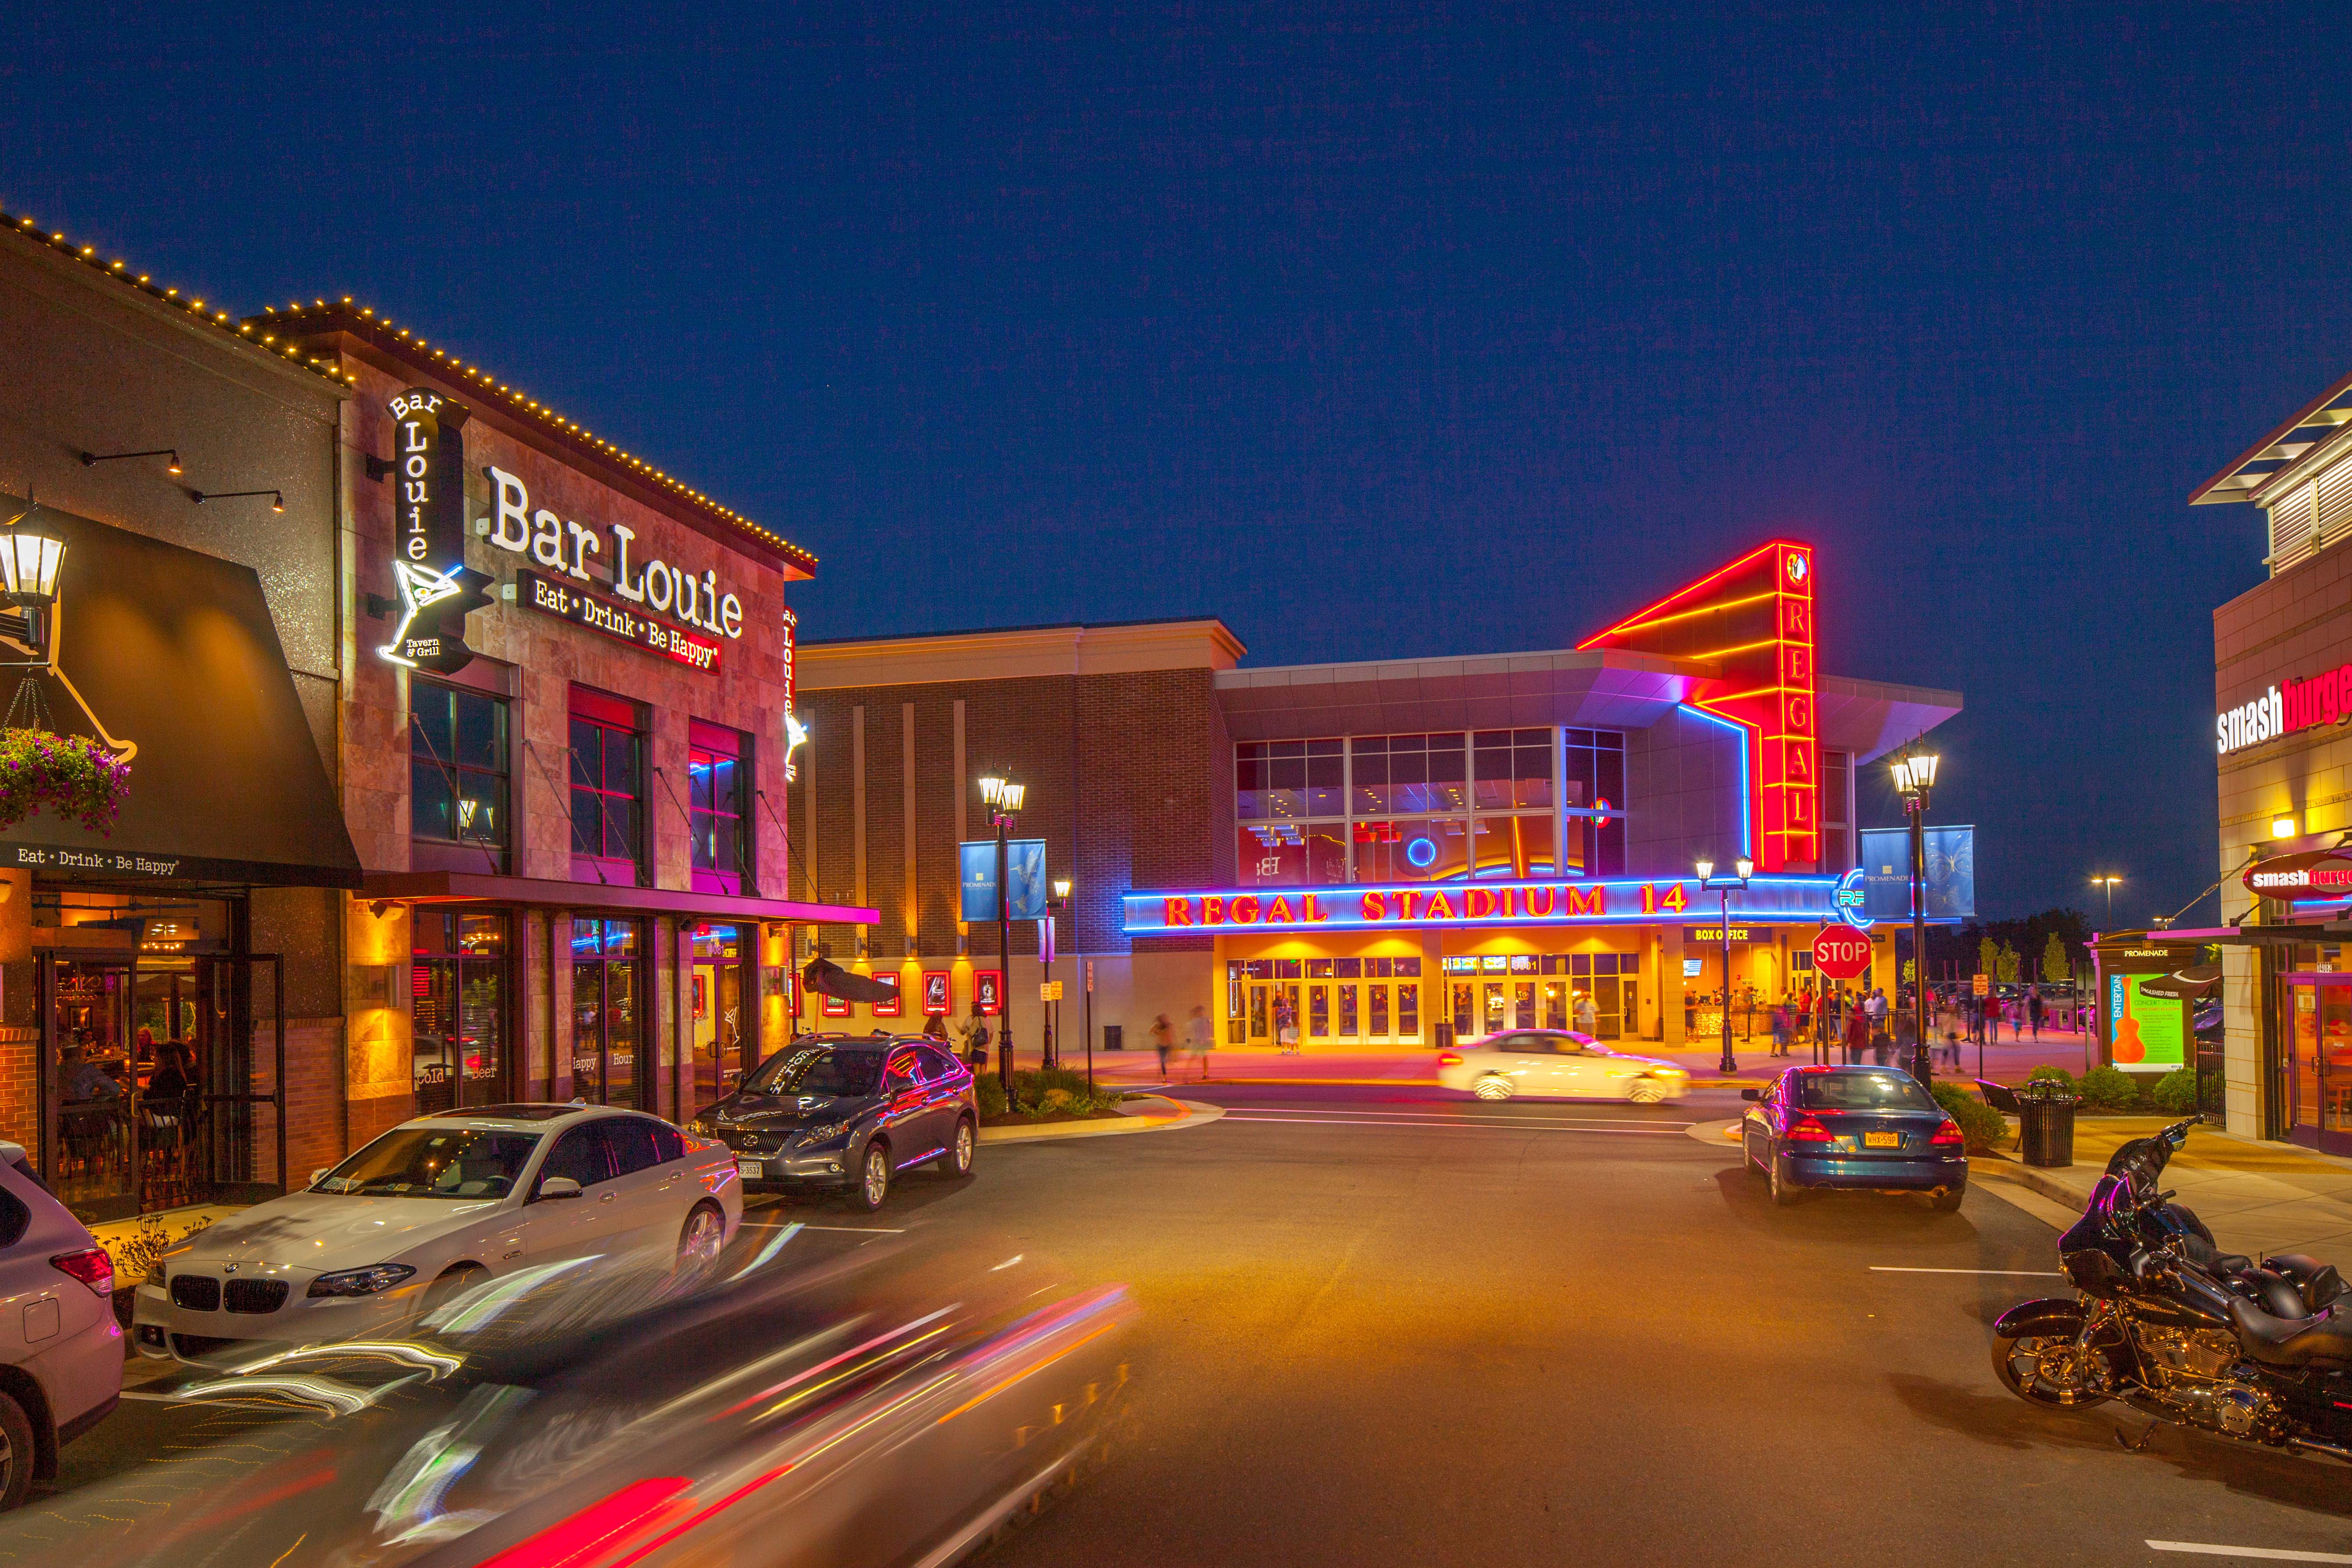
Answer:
[
  {"xmin": 414, "ymin": 912, "xmax": 510, "ymax": 1116},
  {"xmin": 2283, "ymin": 976, "xmax": 2352, "ymax": 1154},
  {"xmin": 572, "ymin": 918, "xmax": 644, "ymax": 1108},
  {"xmin": 690, "ymin": 924, "xmax": 749, "ymax": 1114}
]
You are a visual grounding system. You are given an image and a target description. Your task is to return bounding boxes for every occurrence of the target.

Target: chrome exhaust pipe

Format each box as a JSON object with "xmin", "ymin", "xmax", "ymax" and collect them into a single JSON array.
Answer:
[{"xmin": 2291, "ymin": 1436, "xmax": 2352, "ymax": 1464}]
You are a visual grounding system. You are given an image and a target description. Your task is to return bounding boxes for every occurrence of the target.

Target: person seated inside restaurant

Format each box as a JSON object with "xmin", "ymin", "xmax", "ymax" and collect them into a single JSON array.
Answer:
[
  {"xmin": 58, "ymin": 1042, "xmax": 122, "ymax": 1104},
  {"xmin": 145, "ymin": 1042, "xmax": 197, "ymax": 1114}
]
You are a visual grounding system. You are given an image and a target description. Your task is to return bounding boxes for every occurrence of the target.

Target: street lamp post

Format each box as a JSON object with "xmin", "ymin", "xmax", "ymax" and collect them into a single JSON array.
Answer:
[
  {"xmin": 2091, "ymin": 875, "xmax": 2121, "ymax": 930},
  {"xmin": 979, "ymin": 774, "xmax": 1026, "ymax": 1097},
  {"xmin": 1892, "ymin": 747, "xmax": 1941, "ymax": 1088},
  {"xmin": 1695, "ymin": 855, "xmax": 1753, "ymax": 1073},
  {"xmin": 1044, "ymin": 875, "xmax": 1073, "ymax": 1069}
]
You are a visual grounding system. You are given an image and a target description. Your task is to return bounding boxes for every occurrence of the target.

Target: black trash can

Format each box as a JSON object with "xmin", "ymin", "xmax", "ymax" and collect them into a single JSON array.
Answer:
[{"xmin": 2016, "ymin": 1080, "xmax": 2079, "ymax": 1168}]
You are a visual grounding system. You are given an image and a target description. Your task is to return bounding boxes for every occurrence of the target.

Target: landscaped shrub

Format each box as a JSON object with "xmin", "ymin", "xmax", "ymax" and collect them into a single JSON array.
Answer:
[
  {"xmin": 2150, "ymin": 1068, "xmax": 2198, "ymax": 1115},
  {"xmin": 1932, "ymin": 1081, "xmax": 2011, "ymax": 1152},
  {"xmin": 2026, "ymin": 1065, "xmax": 2076, "ymax": 1091},
  {"xmin": 2078, "ymin": 1066, "xmax": 2145, "ymax": 1111},
  {"xmin": 975, "ymin": 1074, "xmax": 1008, "ymax": 1117}
]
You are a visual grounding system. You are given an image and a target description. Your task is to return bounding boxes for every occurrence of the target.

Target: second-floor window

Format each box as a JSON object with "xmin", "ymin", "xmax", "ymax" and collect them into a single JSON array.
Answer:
[
  {"xmin": 689, "ymin": 719, "xmax": 752, "ymax": 894},
  {"xmin": 569, "ymin": 687, "xmax": 645, "ymax": 885},
  {"xmin": 410, "ymin": 682, "xmax": 509, "ymax": 872}
]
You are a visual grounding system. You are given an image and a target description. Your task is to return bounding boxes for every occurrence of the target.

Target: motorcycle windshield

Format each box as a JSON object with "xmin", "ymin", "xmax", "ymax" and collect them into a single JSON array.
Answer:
[{"xmin": 2102, "ymin": 1117, "xmax": 2194, "ymax": 1194}]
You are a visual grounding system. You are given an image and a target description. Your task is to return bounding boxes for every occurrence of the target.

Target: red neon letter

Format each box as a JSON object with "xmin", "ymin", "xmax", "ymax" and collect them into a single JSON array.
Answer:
[
  {"xmin": 1361, "ymin": 892, "xmax": 1386, "ymax": 921},
  {"xmin": 1264, "ymin": 896, "xmax": 1294, "ymax": 923},
  {"xmin": 1164, "ymin": 897, "xmax": 1194, "ymax": 927},
  {"xmin": 1202, "ymin": 896, "xmax": 1225, "ymax": 925},
  {"xmin": 1305, "ymin": 894, "xmax": 1330, "ymax": 922},
  {"xmin": 1563, "ymin": 886, "xmax": 1603, "ymax": 919},
  {"xmin": 1231, "ymin": 895, "xmax": 1260, "ymax": 924}
]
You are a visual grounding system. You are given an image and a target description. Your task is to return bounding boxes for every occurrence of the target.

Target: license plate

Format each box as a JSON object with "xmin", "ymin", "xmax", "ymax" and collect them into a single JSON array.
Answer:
[
  {"xmin": 737, "ymin": 1159, "xmax": 764, "ymax": 1179},
  {"xmin": 1863, "ymin": 1132, "xmax": 1900, "ymax": 1149}
]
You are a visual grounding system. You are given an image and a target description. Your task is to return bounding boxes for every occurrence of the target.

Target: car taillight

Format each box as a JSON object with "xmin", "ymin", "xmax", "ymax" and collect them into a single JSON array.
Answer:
[
  {"xmin": 50, "ymin": 1248, "xmax": 113, "ymax": 1297},
  {"xmin": 1784, "ymin": 1115, "xmax": 1835, "ymax": 1145},
  {"xmin": 1931, "ymin": 1118, "xmax": 1965, "ymax": 1148},
  {"xmin": 1437, "ymin": 1051, "xmax": 1463, "ymax": 1068}
]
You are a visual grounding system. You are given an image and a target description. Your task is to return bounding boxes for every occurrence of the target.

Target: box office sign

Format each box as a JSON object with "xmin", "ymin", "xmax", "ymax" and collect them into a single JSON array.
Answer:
[
  {"xmin": 1125, "ymin": 875, "xmax": 1853, "ymax": 933},
  {"xmin": 514, "ymin": 570, "xmax": 724, "ymax": 672},
  {"xmin": 2244, "ymin": 849, "xmax": 2352, "ymax": 900}
]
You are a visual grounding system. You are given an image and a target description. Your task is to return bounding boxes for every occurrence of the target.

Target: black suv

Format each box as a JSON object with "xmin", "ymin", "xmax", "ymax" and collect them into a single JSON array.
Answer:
[{"xmin": 688, "ymin": 1033, "xmax": 978, "ymax": 1211}]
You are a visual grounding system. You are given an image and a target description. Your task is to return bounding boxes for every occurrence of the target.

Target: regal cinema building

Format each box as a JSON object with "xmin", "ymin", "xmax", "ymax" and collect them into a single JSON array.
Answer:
[{"xmin": 791, "ymin": 542, "xmax": 1962, "ymax": 1055}]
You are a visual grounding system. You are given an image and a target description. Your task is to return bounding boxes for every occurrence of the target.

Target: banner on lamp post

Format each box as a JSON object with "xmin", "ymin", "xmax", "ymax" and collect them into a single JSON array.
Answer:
[{"xmin": 959, "ymin": 839, "xmax": 1048, "ymax": 923}]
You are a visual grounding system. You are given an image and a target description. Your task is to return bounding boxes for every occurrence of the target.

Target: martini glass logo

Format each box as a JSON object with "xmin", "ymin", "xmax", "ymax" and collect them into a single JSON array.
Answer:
[{"xmin": 378, "ymin": 559, "xmax": 491, "ymax": 672}]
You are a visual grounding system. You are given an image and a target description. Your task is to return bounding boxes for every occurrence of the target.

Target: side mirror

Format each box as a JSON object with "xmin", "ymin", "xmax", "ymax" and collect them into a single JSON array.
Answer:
[
  {"xmin": 537, "ymin": 1176, "xmax": 584, "ymax": 1201},
  {"xmin": 309, "ymin": 1167, "xmax": 330, "ymax": 1185},
  {"xmin": 1740, "ymin": 1088, "xmax": 1760, "ymax": 1102}
]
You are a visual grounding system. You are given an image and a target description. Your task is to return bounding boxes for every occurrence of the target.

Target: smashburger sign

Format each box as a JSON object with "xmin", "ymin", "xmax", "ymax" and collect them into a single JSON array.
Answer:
[
  {"xmin": 2244, "ymin": 849, "xmax": 2352, "ymax": 900},
  {"xmin": 2219, "ymin": 662, "xmax": 2352, "ymax": 756}
]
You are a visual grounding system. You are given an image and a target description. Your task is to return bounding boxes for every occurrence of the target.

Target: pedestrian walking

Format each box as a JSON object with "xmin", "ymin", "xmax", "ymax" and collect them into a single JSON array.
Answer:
[
  {"xmin": 1893, "ymin": 1008, "xmax": 1919, "ymax": 1071},
  {"xmin": 1939, "ymin": 1026, "xmax": 1962, "ymax": 1070},
  {"xmin": 1150, "ymin": 1012, "xmax": 1175, "ymax": 1077},
  {"xmin": 1185, "ymin": 1004, "xmax": 1215, "ymax": 1080},
  {"xmin": 966, "ymin": 1011, "xmax": 992, "ymax": 1072},
  {"xmin": 1771, "ymin": 1002, "xmax": 1793, "ymax": 1058},
  {"xmin": 1574, "ymin": 991, "xmax": 1599, "ymax": 1035},
  {"xmin": 922, "ymin": 1013, "xmax": 948, "ymax": 1044},
  {"xmin": 1276, "ymin": 997, "xmax": 1301, "ymax": 1055},
  {"xmin": 2028, "ymin": 989, "xmax": 2044, "ymax": 1041},
  {"xmin": 1842, "ymin": 1004, "xmax": 1870, "ymax": 1066}
]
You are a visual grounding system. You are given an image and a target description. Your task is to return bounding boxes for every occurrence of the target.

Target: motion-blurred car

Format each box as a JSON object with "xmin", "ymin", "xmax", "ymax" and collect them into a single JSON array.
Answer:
[
  {"xmin": 689, "ymin": 1034, "xmax": 978, "ymax": 1209},
  {"xmin": 131, "ymin": 1103, "xmax": 739, "ymax": 1366},
  {"xmin": 65, "ymin": 1235, "xmax": 1132, "ymax": 1568},
  {"xmin": 0, "ymin": 1141, "xmax": 119, "ymax": 1509},
  {"xmin": 1740, "ymin": 1065, "xmax": 1968, "ymax": 1209},
  {"xmin": 1436, "ymin": 1030, "xmax": 1691, "ymax": 1103}
]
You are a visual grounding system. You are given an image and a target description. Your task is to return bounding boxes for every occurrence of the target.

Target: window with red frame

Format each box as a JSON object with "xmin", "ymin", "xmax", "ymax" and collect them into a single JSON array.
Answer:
[
  {"xmin": 569, "ymin": 687, "xmax": 646, "ymax": 886},
  {"xmin": 688, "ymin": 719, "xmax": 753, "ymax": 895}
]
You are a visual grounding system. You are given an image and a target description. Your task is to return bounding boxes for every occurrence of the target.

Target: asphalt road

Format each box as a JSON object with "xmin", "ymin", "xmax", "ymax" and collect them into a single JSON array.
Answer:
[{"xmin": 18, "ymin": 1083, "xmax": 2352, "ymax": 1566}]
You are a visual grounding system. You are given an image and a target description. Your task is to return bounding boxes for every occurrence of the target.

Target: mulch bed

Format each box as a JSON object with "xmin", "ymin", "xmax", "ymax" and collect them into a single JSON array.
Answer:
[{"xmin": 979, "ymin": 1107, "xmax": 1130, "ymax": 1128}]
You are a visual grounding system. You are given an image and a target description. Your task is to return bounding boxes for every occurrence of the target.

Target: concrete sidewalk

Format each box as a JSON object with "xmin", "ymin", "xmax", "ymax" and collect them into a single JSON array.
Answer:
[
  {"xmin": 1991, "ymin": 1118, "xmax": 2352, "ymax": 1260},
  {"xmin": 1040, "ymin": 1029, "xmax": 2098, "ymax": 1091}
]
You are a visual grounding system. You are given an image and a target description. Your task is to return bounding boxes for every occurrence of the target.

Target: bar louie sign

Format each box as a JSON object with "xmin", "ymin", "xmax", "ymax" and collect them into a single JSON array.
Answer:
[
  {"xmin": 1124, "ymin": 875, "xmax": 1852, "ymax": 934},
  {"xmin": 2244, "ymin": 849, "xmax": 2352, "ymax": 900},
  {"xmin": 2218, "ymin": 661, "xmax": 2352, "ymax": 756},
  {"xmin": 483, "ymin": 467, "xmax": 748, "ymax": 641}
]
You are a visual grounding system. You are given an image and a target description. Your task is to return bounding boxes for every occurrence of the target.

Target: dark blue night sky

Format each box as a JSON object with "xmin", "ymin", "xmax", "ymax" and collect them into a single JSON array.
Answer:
[{"xmin": 6, "ymin": 3, "xmax": 2347, "ymax": 924}]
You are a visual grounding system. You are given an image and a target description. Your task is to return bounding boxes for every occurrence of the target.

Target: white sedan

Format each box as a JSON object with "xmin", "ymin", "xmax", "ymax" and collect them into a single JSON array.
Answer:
[
  {"xmin": 131, "ymin": 1103, "xmax": 740, "ymax": 1367},
  {"xmin": 0, "ymin": 1141, "xmax": 119, "ymax": 1509},
  {"xmin": 1437, "ymin": 1030, "xmax": 1692, "ymax": 1103}
]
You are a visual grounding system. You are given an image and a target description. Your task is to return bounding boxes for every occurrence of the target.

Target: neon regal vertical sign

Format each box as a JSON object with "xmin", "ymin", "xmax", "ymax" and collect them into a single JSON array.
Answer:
[{"xmin": 1577, "ymin": 540, "xmax": 1820, "ymax": 874}]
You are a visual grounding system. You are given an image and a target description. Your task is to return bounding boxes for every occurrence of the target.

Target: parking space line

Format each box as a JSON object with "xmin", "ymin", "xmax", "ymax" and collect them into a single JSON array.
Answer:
[
  {"xmin": 2148, "ymin": 1543, "xmax": 2352, "ymax": 1563},
  {"xmin": 1868, "ymin": 1267, "xmax": 2065, "ymax": 1276}
]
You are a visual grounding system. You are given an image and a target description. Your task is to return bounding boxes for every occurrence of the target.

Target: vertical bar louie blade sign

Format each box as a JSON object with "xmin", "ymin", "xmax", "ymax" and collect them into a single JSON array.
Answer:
[{"xmin": 377, "ymin": 389, "xmax": 493, "ymax": 675}]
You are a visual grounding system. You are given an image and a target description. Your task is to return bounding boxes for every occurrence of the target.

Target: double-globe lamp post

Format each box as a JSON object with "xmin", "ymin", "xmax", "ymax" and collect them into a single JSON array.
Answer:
[
  {"xmin": 1695, "ymin": 855, "xmax": 1753, "ymax": 1074},
  {"xmin": 979, "ymin": 774, "xmax": 1026, "ymax": 1097},
  {"xmin": 1891, "ymin": 747, "xmax": 1941, "ymax": 1087}
]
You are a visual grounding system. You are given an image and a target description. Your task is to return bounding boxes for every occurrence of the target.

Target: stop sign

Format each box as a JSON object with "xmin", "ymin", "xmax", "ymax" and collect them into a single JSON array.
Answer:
[{"xmin": 1813, "ymin": 926, "xmax": 1874, "ymax": 980}]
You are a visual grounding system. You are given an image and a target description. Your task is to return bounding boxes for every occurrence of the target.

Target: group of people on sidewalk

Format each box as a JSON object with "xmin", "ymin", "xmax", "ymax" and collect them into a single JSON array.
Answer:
[{"xmin": 1753, "ymin": 984, "xmax": 2061, "ymax": 1074}]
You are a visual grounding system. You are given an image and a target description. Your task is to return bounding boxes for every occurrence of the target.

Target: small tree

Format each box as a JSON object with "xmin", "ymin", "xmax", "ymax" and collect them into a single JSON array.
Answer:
[
  {"xmin": 2041, "ymin": 932, "xmax": 2071, "ymax": 987},
  {"xmin": 1978, "ymin": 935, "xmax": 2000, "ymax": 985},
  {"xmin": 1996, "ymin": 943, "xmax": 2021, "ymax": 984}
]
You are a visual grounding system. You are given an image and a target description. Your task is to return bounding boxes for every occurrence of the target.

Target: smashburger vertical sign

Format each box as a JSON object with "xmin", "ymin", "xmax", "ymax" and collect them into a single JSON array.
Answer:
[
  {"xmin": 2244, "ymin": 849, "xmax": 2352, "ymax": 900},
  {"xmin": 2219, "ymin": 662, "xmax": 2352, "ymax": 755}
]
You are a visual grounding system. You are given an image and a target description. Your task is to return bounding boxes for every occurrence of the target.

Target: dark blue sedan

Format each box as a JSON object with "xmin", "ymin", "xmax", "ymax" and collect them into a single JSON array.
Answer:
[{"xmin": 1740, "ymin": 1066, "xmax": 1968, "ymax": 1212}]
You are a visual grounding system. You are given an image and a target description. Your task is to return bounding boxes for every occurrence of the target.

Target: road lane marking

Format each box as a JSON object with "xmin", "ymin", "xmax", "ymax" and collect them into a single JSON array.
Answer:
[
  {"xmin": 1222, "ymin": 1106, "xmax": 1696, "ymax": 1128},
  {"xmin": 1218, "ymin": 1113, "xmax": 1689, "ymax": 1136},
  {"xmin": 2148, "ymin": 1544, "xmax": 2352, "ymax": 1563},
  {"xmin": 1868, "ymin": 1267, "xmax": 2065, "ymax": 1277},
  {"xmin": 797, "ymin": 1225, "xmax": 909, "ymax": 1233}
]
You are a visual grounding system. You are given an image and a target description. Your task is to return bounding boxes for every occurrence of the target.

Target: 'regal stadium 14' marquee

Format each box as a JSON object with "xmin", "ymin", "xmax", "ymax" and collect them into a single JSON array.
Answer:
[{"xmin": 1125, "ymin": 872, "xmax": 1877, "ymax": 935}]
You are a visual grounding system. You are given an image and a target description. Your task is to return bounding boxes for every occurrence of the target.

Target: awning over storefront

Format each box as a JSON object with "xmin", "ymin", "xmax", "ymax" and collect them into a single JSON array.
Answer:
[
  {"xmin": 800, "ymin": 955, "xmax": 896, "ymax": 1002},
  {"xmin": 362, "ymin": 868, "xmax": 877, "ymax": 926},
  {"xmin": 2139, "ymin": 964, "xmax": 2222, "ymax": 1001},
  {"xmin": 0, "ymin": 502, "xmax": 362, "ymax": 889}
]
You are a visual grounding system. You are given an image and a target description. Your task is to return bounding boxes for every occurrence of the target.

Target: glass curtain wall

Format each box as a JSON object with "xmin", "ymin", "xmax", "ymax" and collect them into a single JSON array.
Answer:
[{"xmin": 1236, "ymin": 728, "xmax": 1625, "ymax": 889}]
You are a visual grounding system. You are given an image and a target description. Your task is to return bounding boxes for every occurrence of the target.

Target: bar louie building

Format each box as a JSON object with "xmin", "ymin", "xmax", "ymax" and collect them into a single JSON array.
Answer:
[
  {"xmin": 262, "ymin": 300, "xmax": 872, "ymax": 1148},
  {"xmin": 793, "ymin": 541, "xmax": 1962, "ymax": 1055}
]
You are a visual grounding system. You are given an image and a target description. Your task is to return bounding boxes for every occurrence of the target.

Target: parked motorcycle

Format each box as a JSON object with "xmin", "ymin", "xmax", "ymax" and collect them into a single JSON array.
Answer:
[{"xmin": 1991, "ymin": 1116, "xmax": 2352, "ymax": 1461}]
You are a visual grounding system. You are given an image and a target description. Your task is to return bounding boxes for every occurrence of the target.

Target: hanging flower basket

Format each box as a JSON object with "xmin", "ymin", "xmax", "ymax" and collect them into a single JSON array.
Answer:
[{"xmin": 0, "ymin": 728, "xmax": 130, "ymax": 836}]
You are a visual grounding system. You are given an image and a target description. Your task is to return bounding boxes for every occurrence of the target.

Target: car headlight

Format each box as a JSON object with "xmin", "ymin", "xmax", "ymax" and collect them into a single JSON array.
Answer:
[
  {"xmin": 796, "ymin": 1119, "xmax": 854, "ymax": 1146},
  {"xmin": 306, "ymin": 1263, "xmax": 417, "ymax": 1299},
  {"xmin": 1653, "ymin": 1068, "xmax": 1688, "ymax": 1078},
  {"xmin": 144, "ymin": 1258, "xmax": 165, "ymax": 1288},
  {"xmin": 688, "ymin": 1119, "xmax": 718, "ymax": 1138}
]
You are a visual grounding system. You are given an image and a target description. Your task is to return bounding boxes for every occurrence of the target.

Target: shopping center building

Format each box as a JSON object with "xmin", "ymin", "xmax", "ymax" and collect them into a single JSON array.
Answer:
[
  {"xmin": 793, "ymin": 542, "xmax": 1963, "ymax": 1055},
  {"xmin": 2190, "ymin": 369, "xmax": 2352, "ymax": 1151},
  {"xmin": 0, "ymin": 213, "xmax": 868, "ymax": 1224}
]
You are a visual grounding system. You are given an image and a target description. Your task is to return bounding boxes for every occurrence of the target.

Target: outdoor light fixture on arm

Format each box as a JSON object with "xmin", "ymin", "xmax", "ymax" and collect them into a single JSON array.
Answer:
[
  {"xmin": 979, "ymin": 774, "xmax": 1025, "ymax": 1096},
  {"xmin": 2091, "ymin": 875, "xmax": 2122, "ymax": 930},
  {"xmin": 79, "ymin": 449, "xmax": 181, "ymax": 477},
  {"xmin": 1695, "ymin": 855, "xmax": 1753, "ymax": 1074},
  {"xmin": 1892, "ymin": 745, "xmax": 1940, "ymax": 1087}
]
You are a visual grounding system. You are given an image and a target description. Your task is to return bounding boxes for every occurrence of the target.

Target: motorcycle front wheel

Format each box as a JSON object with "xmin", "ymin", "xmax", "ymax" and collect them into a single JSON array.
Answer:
[{"xmin": 1991, "ymin": 1318, "xmax": 2112, "ymax": 1408}]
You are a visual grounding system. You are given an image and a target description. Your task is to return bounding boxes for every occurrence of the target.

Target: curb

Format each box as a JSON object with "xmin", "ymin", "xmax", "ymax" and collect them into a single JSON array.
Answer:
[
  {"xmin": 1968, "ymin": 1150, "xmax": 2092, "ymax": 1210},
  {"xmin": 978, "ymin": 1095, "xmax": 1226, "ymax": 1144}
]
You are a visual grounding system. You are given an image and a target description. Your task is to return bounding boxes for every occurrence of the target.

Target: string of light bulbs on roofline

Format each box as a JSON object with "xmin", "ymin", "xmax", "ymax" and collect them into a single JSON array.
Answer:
[
  {"xmin": 0, "ymin": 205, "xmax": 812, "ymax": 571},
  {"xmin": 259, "ymin": 299, "xmax": 814, "ymax": 570},
  {"xmin": 0, "ymin": 207, "xmax": 353, "ymax": 386}
]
